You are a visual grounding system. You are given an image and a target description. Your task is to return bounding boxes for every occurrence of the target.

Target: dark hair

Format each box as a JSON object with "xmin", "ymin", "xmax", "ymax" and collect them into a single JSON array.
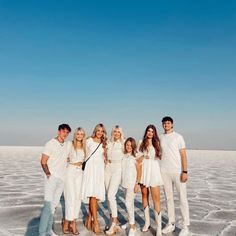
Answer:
[
  {"xmin": 139, "ymin": 124, "xmax": 161, "ymax": 158},
  {"xmin": 58, "ymin": 124, "xmax": 71, "ymax": 132},
  {"xmin": 162, "ymin": 116, "xmax": 173, "ymax": 124},
  {"xmin": 124, "ymin": 137, "xmax": 137, "ymax": 157}
]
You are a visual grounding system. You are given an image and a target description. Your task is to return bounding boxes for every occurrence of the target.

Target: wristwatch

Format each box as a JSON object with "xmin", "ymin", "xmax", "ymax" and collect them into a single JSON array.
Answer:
[{"xmin": 182, "ymin": 170, "xmax": 188, "ymax": 174}]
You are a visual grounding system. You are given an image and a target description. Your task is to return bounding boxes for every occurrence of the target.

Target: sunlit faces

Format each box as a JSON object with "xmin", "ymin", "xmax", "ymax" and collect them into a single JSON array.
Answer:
[
  {"xmin": 146, "ymin": 128, "xmax": 154, "ymax": 139},
  {"xmin": 95, "ymin": 127, "xmax": 105, "ymax": 139},
  {"xmin": 125, "ymin": 141, "xmax": 133, "ymax": 154},
  {"xmin": 76, "ymin": 130, "xmax": 85, "ymax": 142},
  {"xmin": 113, "ymin": 129, "xmax": 121, "ymax": 141},
  {"xmin": 162, "ymin": 121, "xmax": 173, "ymax": 132},
  {"xmin": 58, "ymin": 128, "xmax": 70, "ymax": 141}
]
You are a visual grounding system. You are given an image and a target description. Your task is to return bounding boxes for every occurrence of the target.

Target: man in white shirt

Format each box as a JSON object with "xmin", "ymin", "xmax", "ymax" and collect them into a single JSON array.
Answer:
[
  {"xmin": 159, "ymin": 117, "xmax": 190, "ymax": 236},
  {"xmin": 39, "ymin": 124, "xmax": 71, "ymax": 236}
]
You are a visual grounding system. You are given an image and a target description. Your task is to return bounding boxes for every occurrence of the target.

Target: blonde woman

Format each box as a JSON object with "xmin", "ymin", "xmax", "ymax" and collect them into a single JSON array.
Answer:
[
  {"xmin": 137, "ymin": 124, "xmax": 163, "ymax": 236},
  {"xmin": 105, "ymin": 125, "xmax": 124, "ymax": 235},
  {"xmin": 81, "ymin": 123, "xmax": 108, "ymax": 235},
  {"xmin": 63, "ymin": 127, "xmax": 86, "ymax": 235}
]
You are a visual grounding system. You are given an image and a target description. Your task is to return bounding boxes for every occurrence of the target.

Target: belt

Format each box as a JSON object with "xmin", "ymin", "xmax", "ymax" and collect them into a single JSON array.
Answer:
[
  {"xmin": 108, "ymin": 160, "xmax": 122, "ymax": 164},
  {"xmin": 69, "ymin": 162, "xmax": 83, "ymax": 166}
]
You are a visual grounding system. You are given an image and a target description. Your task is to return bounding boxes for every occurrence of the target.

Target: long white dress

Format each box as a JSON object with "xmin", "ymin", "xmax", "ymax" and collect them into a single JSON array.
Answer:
[
  {"xmin": 81, "ymin": 137, "xmax": 105, "ymax": 203},
  {"xmin": 138, "ymin": 143, "xmax": 163, "ymax": 187}
]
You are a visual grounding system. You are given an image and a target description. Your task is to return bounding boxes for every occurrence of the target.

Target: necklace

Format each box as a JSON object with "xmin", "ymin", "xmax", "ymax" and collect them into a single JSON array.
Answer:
[{"xmin": 56, "ymin": 137, "xmax": 64, "ymax": 146}]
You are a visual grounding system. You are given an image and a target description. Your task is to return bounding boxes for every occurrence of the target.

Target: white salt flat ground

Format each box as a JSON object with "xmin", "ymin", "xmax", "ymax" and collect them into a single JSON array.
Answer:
[{"xmin": 0, "ymin": 147, "xmax": 236, "ymax": 236}]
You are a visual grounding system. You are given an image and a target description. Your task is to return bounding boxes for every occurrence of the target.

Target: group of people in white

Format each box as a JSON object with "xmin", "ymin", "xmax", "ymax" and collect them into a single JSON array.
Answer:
[{"xmin": 38, "ymin": 116, "xmax": 190, "ymax": 236}]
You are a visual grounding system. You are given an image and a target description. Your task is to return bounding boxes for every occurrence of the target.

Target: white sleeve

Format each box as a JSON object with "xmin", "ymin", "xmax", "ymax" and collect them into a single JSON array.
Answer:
[
  {"xmin": 42, "ymin": 141, "xmax": 53, "ymax": 157},
  {"xmin": 67, "ymin": 142, "xmax": 73, "ymax": 161},
  {"xmin": 178, "ymin": 135, "xmax": 186, "ymax": 150},
  {"xmin": 136, "ymin": 140, "xmax": 143, "ymax": 158}
]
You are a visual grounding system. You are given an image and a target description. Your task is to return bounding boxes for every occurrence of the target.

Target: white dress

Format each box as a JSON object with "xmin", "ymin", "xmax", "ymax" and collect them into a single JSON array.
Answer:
[
  {"xmin": 81, "ymin": 138, "xmax": 105, "ymax": 203},
  {"xmin": 138, "ymin": 143, "xmax": 163, "ymax": 187}
]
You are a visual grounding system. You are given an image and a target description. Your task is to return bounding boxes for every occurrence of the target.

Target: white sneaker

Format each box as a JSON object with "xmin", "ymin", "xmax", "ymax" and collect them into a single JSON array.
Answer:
[
  {"xmin": 162, "ymin": 223, "xmax": 175, "ymax": 234},
  {"xmin": 49, "ymin": 230, "xmax": 58, "ymax": 236},
  {"xmin": 179, "ymin": 227, "xmax": 189, "ymax": 236},
  {"xmin": 128, "ymin": 227, "xmax": 136, "ymax": 236}
]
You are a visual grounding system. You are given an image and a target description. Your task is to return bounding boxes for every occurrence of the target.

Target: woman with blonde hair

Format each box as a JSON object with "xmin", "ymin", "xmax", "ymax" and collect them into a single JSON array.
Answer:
[
  {"xmin": 137, "ymin": 124, "xmax": 163, "ymax": 236},
  {"xmin": 63, "ymin": 127, "xmax": 86, "ymax": 235},
  {"xmin": 105, "ymin": 125, "xmax": 125, "ymax": 235},
  {"xmin": 81, "ymin": 123, "xmax": 108, "ymax": 234}
]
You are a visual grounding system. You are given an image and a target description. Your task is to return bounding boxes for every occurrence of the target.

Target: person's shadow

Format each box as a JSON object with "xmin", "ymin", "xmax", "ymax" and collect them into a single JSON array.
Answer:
[
  {"xmin": 24, "ymin": 216, "xmax": 40, "ymax": 236},
  {"xmin": 25, "ymin": 194, "xmax": 66, "ymax": 236}
]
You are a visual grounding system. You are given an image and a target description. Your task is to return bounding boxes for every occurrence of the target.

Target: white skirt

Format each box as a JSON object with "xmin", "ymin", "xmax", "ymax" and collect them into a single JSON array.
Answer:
[
  {"xmin": 140, "ymin": 159, "xmax": 163, "ymax": 187},
  {"xmin": 81, "ymin": 158, "xmax": 105, "ymax": 203}
]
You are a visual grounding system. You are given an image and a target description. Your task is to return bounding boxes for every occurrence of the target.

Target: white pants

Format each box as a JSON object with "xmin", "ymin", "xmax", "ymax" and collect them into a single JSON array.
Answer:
[
  {"xmin": 44, "ymin": 175, "xmax": 64, "ymax": 213},
  {"xmin": 124, "ymin": 188, "xmax": 135, "ymax": 225},
  {"xmin": 105, "ymin": 163, "xmax": 122, "ymax": 218},
  {"xmin": 161, "ymin": 172, "xmax": 190, "ymax": 227},
  {"xmin": 64, "ymin": 165, "xmax": 83, "ymax": 221}
]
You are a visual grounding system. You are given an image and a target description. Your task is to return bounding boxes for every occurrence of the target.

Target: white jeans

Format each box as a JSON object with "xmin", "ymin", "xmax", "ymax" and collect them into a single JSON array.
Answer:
[
  {"xmin": 124, "ymin": 188, "xmax": 135, "ymax": 225},
  {"xmin": 161, "ymin": 172, "xmax": 190, "ymax": 227},
  {"xmin": 105, "ymin": 163, "xmax": 122, "ymax": 218},
  {"xmin": 44, "ymin": 175, "xmax": 64, "ymax": 213},
  {"xmin": 64, "ymin": 165, "xmax": 83, "ymax": 221},
  {"xmin": 39, "ymin": 175, "xmax": 64, "ymax": 236}
]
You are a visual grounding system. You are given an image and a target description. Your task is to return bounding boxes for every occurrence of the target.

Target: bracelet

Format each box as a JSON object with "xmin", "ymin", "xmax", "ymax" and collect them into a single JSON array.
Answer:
[{"xmin": 182, "ymin": 170, "xmax": 188, "ymax": 174}]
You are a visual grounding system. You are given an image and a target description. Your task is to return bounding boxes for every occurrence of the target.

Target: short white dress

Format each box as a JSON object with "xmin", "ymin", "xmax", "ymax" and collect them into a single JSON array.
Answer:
[
  {"xmin": 138, "ymin": 143, "xmax": 163, "ymax": 187},
  {"xmin": 81, "ymin": 138, "xmax": 105, "ymax": 203}
]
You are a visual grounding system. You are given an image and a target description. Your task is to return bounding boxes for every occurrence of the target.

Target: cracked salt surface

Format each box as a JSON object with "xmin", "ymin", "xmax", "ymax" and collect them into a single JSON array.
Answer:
[{"xmin": 0, "ymin": 147, "xmax": 235, "ymax": 236}]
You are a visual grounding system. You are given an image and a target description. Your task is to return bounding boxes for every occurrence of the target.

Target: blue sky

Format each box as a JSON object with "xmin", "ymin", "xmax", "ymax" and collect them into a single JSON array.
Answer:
[{"xmin": 0, "ymin": 0, "xmax": 235, "ymax": 149}]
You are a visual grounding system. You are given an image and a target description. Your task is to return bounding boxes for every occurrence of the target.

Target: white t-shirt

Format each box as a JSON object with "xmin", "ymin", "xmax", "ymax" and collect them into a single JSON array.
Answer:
[
  {"xmin": 107, "ymin": 140, "xmax": 124, "ymax": 162},
  {"xmin": 121, "ymin": 154, "xmax": 137, "ymax": 189},
  {"xmin": 159, "ymin": 131, "xmax": 186, "ymax": 174},
  {"xmin": 43, "ymin": 138, "xmax": 70, "ymax": 180}
]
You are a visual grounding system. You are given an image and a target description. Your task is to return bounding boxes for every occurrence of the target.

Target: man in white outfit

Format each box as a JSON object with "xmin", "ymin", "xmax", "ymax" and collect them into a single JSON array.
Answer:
[
  {"xmin": 159, "ymin": 117, "xmax": 190, "ymax": 236},
  {"xmin": 39, "ymin": 124, "xmax": 71, "ymax": 236}
]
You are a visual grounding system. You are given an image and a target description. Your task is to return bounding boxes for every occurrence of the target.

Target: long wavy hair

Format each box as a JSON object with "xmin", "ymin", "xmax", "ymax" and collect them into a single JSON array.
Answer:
[
  {"xmin": 139, "ymin": 124, "xmax": 161, "ymax": 158},
  {"xmin": 91, "ymin": 123, "xmax": 108, "ymax": 149},
  {"xmin": 72, "ymin": 127, "xmax": 86, "ymax": 155}
]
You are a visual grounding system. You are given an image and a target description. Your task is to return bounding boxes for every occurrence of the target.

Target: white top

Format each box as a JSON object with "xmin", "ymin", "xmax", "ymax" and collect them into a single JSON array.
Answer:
[
  {"xmin": 68, "ymin": 141, "xmax": 85, "ymax": 163},
  {"xmin": 107, "ymin": 140, "xmax": 124, "ymax": 162},
  {"xmin": 160, "ymin": 131, "xmax": 186, "ymax": 174},
  {"xmin": 137, "ymin": 141, "xmax": 157, "ymax": 160},
  {"xmin": 121, "ymin": 154, "xmax": 137, "ymax": 189},
  {"xmin": 43, "ymin": 138, "xmax": 70, "ymax": 180}
]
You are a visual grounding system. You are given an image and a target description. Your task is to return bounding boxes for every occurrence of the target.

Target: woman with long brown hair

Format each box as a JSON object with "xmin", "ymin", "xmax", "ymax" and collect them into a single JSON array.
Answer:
[
  {"xmin": 137, "ymin": 124, "xmax": 163, "ymax": 236},
  {"xmin": 81, "ymin": 123, "xmax": 108, "ymax": 235}
]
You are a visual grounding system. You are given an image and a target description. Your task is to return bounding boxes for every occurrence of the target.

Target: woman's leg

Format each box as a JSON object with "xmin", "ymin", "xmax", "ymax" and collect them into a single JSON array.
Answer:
[
  {"xmin": 107, "ymin": 169, "xmax": 122, "ymax": 222},
  {"xmin": 141, "ymin": 185, "xmax": 150, "ymax": 232},
  {"xmin": 85, "ymin": 198, "xmax": 93, "ymax": 230},
  {"xmin": 90, "ymin": 197, "xmax": 102, "ymax": 234},
  {"xmin": 150, "ymin": 186, "xmax": 162, "ymax": 236},
  {"xmin": 150, "ymin": 186, "xmax": 161, "ymax": 213},
  {"xmin": 141, "ymin": 185, "xmax": 149, "ymax": 208}
]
